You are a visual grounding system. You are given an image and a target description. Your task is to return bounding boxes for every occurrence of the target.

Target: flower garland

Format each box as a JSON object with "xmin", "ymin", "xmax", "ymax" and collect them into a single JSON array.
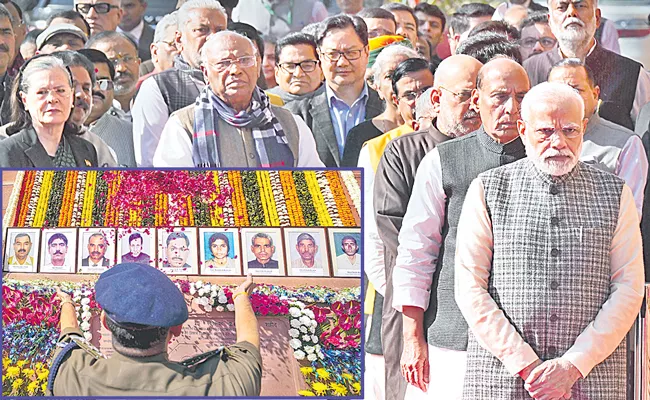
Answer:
[
  {"xmin": 80, "ymin": 171, "xmax": 96, "ymax": 226},
  {"xmin": 257, "ymin": 171, "xmax": 280, "ymax": 226},
  {"xmin": 58, "ymin": 171, "xmax": 78, "ymax": 227},
  {"xmin": 33, "ymin": 171, "xmax": 54, "ymax": 227},
  {"xmin": 7, "ymin": 171, "xmax": 26, "ymax": 227},
  {"xmin": 217, "ymin": 171, "xmax": 235, "ymax": 226},
  {"xmin": 316, "ymin": 171, "xmax": 343, "ymax": 226},
  {"xmin": 292, "ymin": 171, "xmax": 319, "ymax": 226},
  {"xmin": 340, "ymin": 171, "xmax": 361, "ymax": 213},
  {"xmin": 242, "ymin": 171, "xmax": 265, "ymax": 226},
  {"xmin": 304, "ymin": 171, "xmax": 333, "ymax": 226},
  {"xmin": 92, "ymin": 171, "xmax": 107, "ymax": 226},
  {"xmin": 25, "ymin": 172, "xmax": 43, "ymax": 227},
  {"xmin": 325, "ymin": 171, "xmax": 356, "ymax": 227},
  {"xmin": 43, "ymin": 171, "xmax": 67, "ymax": 227},
  {"xmin": 228, "ymin": 171, "xmax": 248, "ymax": 226},
  {"xmin": 288, "ymin": 301, "xmax": 324, "ymax": 362},
  {"xmin": 269, "ymin": 171, "xmax": 290, "ymax": 226},
  {"xmin": 71, "ymin": 287, "xmax": 98, "ymax": 341},
  {"xmin": 279, "ymin": 171, "xmax": 305, "ymax": 226}
]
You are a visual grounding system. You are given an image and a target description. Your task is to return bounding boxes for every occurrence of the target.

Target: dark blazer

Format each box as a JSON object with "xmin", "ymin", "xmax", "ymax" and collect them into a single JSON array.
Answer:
[
  {"xmin": 137, "ymin": 22, "xmax": 155, "ymax": 62},
  {"xmin": 0, "ymin": 127, "xmax": 98, "ymax": 168},
  {"xmin": 284, "ymin": 84, "xmax": 384, "ymax": 167},
  {"xmin": 641, "ymin": 120, "xmax": 650, "ymax": 282},
  {"xmin": 81, "ymin": 256, "xmax": 110, "ymax": 267}
]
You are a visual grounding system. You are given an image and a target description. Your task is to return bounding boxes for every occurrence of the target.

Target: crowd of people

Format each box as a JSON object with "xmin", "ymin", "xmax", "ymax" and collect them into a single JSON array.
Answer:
[{"xmin": 2, "ymin": 0, "xmax": 649, "ymax": 398}]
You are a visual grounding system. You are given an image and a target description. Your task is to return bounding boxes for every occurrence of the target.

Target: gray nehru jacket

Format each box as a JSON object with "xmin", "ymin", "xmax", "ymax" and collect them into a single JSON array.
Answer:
[
  {"xmin": 425, "ymin": 127, "xmax": 526, "ymax": 349},
  {"xmin": 463, "ymin": 159, "xmax": 627, "ymax": 399}
]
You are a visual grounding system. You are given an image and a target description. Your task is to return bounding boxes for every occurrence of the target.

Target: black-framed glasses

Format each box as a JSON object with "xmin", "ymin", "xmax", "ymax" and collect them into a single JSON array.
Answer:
[
  {"xmin": 520, "ymin": 37, "xmax": 557, "ymax": 49},
  {"xmin": 319, "ymin": 49, "xmax": 363, "ymax": 62},
  {"xmin": 535, "ymin": 126, "xmax": 583, "ymax": 141},
  {"xmin": 75, "ymin": 2, "xmax": 120, "ymax": 15},
  {"xmin": 399, "ymin": 85, "xmax": 432, "ymax": 102},
  {"xmin": 278, "ymin": 60, "xmax": 318, "ymax": 73},
  {"xmin": 95, "ymin": 79, "xmax": 114, "ymax": 91},
  {"xmin": 439, "ymin": 86, "xmax": 473, "ymax": 103},
  {"xmin": 208, "ymin": 55, "xmax": 257, "ymax": 72}
]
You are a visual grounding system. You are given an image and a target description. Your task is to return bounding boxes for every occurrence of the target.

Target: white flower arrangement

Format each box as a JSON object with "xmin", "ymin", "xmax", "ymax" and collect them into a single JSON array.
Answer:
[
  {"xmin": 287, "ymin": 300, "xmax": 324, "ymax": 362},
  {"xmin": 73, "ymin": 289, "xmax": 94, "ymax": 341}
]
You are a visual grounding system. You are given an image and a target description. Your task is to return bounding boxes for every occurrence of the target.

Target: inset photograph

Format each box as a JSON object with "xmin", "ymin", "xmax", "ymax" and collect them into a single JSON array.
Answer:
[
  {"xmin": 78, "ymin": 228, "xmax": 116, "ymax": 274},
  {"xmin": 158, "ymin": 228, "xmax": 198, "ymax": 275},
  {"xmin": 284, "ymin": 227, "xmax": 329, "ymax": 277},
  {"xmin": 40, "ymin": 228, "xmax": 77, "ymax": 273},
  {"xmin": 118, "ymin": 228, "xmax": 156, "ymax": 266},
  {"xmin": 199, "ymin": 228, "xmax": 241, "ymax": 275},
  {"xmin": 329, "ymin": 228, "xmax": 361, "ymax": 277},
  {"xmin": 242, "ymin": 228, "xmax": 285, "ymax": 276},
  {"xmin": 4, "ymin": 228, "xmax": 40, "ymax": 273}
]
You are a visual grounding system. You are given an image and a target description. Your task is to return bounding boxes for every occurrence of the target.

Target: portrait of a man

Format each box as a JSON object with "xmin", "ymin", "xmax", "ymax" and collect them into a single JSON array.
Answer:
[
  {"xmin": 329, "ymin": 229, "xmax": 361, "ymax": 277},
  {"xmin": 284, "ymin": 228, "xmax": 329, "ymax": 276},
  {"xmin": 242, "ymin": 228, "xmax": 285, "ymax": 275},
  {"xmin": 40, "ymin": 229, "xmax": 77, "ymax": 273},
  {"xmin": 158, "ymin": 229, "xmax": 198, "ymax": 275},
  {"xmin": 121, "ymin": 232, "xmax": 152, "ymax": 264},
  {"xmin": 82, "ymin": 233, "xmax": 110, "ymax": 267},
  {"xmin": 4, "ymin": 229, "xmax": 39, "ymax": 272},
  {"xmin": 199, "ymin": 229, "xmax": 240, "ymax": 275}
]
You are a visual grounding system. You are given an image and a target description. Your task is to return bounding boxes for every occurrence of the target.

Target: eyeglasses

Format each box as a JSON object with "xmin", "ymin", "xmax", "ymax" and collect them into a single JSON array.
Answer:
[
  {"xmin": 520, "ymin": 37, "xmax": 557, "ymax": 49},
  {"xmin": 319, "ymin": 49, "xmax": 363, "ymax": 62},
  {"xmin": 278, "ymin": 60, "xmax": 318, "ymax": 73},
  {"xmin": 31, "ymin": 87, "xmax": 72, "ymax": 100},
  {"xmin": 535, "ymin": 126, "xmax": 583, "ymax": 141},
  {"xmin": 399, "ymin": 85, "xmax": 432, "ymax": 102},
  {"xmin": 108, "ymin": 55, "xmax": 138, "ymax": 67},
  {"xmin": 208, "ymin": 55, "xmax": 257, "ymax": 72},
  {"xmin": 439, "ymin": 86, "xmax": 473, "ymax": 103},
  {"xmin": 95, "ymin": 79, "xmax": 114, "ymax": 91},
  {"xmin": 158, "ymin": 39, "xmax": 177, "ymax": 48},
  {"xmin": 75, "ymin": 2, "xmax": 120, "ymax": 15}
]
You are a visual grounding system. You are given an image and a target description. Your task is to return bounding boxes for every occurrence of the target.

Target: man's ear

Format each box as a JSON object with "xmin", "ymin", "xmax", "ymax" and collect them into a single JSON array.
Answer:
[
  {"xmin": 469, "ymin": 88, "xmax": 480, "ymax": 113},
  {"xmin": 430, "ymin": 87, "xmax": 441, "ymax": 115}
]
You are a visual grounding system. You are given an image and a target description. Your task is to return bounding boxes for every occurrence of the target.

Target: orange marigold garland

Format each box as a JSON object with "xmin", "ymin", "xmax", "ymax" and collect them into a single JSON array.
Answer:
[{"xmin": 325, "ymin": 171, "xmax": 356, "ymax": 227}]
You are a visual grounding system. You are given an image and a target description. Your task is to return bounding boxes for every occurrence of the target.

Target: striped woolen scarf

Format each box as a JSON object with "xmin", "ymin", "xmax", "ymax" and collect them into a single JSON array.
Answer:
[{"xmin": 192, "ymin": 86, "xmax": 294, "ymax": 167}]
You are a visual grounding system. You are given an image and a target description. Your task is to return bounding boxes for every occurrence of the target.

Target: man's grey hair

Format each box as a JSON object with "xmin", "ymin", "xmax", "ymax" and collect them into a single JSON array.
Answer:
[
  {"xmin": 296, "ymin": 233, "xmax": 316, "ymax": 246},
  {"xmin": 415, "ymin": 87, "xmax": 435, "ymax": 120},
  {"xmin": 251, "ymin": 232, "xmax": 273, "ymax": 246},
  {"xmin": 0, "ymin": 4, "xmax": 14, "ymax": 25},
  {"xmin": 178, "ymin": 0, "xmax": 226, "ymax": 28},
  {"xmin": 371, "ymin": 44, "xmax": 421, "ymax": 86},
  {"xmin": 521, "ymin": 81, "xmax": 584, "ymax": 122},
  {"xmin": 154, "ymin": 11, "xmax": 178, "ymax": 43},
  {"xmin": 86, "ymin": 31, "xmax": 138, "ymax": 54},
  {"xmin": 88, "ymin": 232, "xmax": 107, "ymax": 243},
  {"xmin": 199, "ymin": 30, "xmax": 257, "ymax": 65}
]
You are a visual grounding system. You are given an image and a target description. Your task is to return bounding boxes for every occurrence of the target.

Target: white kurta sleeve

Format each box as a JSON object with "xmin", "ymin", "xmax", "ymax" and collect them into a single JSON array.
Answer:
[
  {"xmin": 455, "ymin": 177, "xmax": 540, "ymax": 376},
  {"xmin": 294, "ymin": 115, "xmax": 325, "ymax": 167},
  {"xmin": 152, "ymin": 115, "xmax": 193, "ymax": 167},
  {"xmin": 133, "ymin": 77, "xmax": 170, "ymax": 167},
  {"xmin": 392, "ymin": 148, "xmax": 446, "ymax": 312},
  {"xmin": 614, "ymin": 135, "xmax": 648, "ymax": 218},
  {"xmin": 561, "ymin": 184, "xmax": 645, "ymax": 377}
]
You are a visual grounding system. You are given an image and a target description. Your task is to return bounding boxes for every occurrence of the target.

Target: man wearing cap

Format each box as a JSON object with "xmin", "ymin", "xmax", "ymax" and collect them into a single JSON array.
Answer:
[
  {"xmin": 48, "ymin": 264, "xmax": 262, "ymax": 396},
  {"xmin": 36, "ymin": 23, "xmax": 88, "ymax": 54}
]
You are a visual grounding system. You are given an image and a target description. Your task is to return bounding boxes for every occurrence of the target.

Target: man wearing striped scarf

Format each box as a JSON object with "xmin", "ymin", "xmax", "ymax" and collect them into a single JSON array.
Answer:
[{"xmin": 154, "ymin": 31, "xmax": 323, "ymax": 168}]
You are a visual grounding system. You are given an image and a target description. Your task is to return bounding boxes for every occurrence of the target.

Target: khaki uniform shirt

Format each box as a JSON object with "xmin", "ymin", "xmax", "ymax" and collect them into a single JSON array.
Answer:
[{"xmin": 47, "ymin": 327, "xmax": 262, "ymax": 396}]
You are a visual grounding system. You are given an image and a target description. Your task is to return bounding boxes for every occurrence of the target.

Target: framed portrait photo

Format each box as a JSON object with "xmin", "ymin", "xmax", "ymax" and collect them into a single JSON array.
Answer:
[
  {"xmin": 241, "ymin": 228, "xmax": 285, "ymax": 276},
  {"xmin": 328, "ymin": 228, "xmax": 361, "ymax": 278},
  {"xmin": 157, "ymin": 228, "xmax": 198, "ymax": 275},
  {"xmin": 77, "ymin": 228, "xmax": 116, "ymax": 274},
  {"xmin": 40, "ymin": 228, "xmax": 77, "ymax": 274},
  {"xmin": 284, "ymin": 228, "xmax": 329, "ymax": 277},
  {"xmin": 117, "ymin": 228, "xmax": 156, "ymax": 267},
  {"xmin": 4, "ymin": 228, "xmax": 40, "ymax": 273},
  {"xmin": 199, "ymin": 228, "xmax": 241, "ymax": 275}
]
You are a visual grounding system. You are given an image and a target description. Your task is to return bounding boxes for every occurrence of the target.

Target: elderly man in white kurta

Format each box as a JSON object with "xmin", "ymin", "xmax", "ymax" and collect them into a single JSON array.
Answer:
[{"xmin": 455, "ymin": 82, "xmax": 645, "ymax": 400}]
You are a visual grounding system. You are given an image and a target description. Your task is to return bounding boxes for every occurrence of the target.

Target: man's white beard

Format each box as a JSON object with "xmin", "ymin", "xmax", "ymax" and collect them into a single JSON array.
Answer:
[
  {"xmin": 526, "ymin": 139, "xmax": 581, "ymax": 176},
  {"xmin": 554, "ymin": 17, "xmax": 597, "ymax": 55}
]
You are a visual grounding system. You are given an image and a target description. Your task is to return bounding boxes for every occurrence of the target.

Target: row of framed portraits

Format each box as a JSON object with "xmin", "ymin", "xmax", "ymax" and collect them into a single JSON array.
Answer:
[{"xmin": 3, "ymin": 227, "xmax": 361, "ymax": 278}]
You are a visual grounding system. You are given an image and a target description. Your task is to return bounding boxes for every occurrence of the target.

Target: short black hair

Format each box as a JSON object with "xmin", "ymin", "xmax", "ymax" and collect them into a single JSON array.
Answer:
[
  {"xmin": 46, "ymin": 10, "xmax": 91, "ymax": 36},
  {"xmin": 23, "ymin": 28, "xmax": 43, "ymax": 46},
  {"xmin": 550, "ymin": 58, "xmax": 596, "ymax": 88},
  {"xmin": 50, "ymin": 50, "xmax": 96, "ymax": 85},
  {"xmin": 469, "ymin": 20, "xmax": 520, "ymax": 41},
  {"xmin": 357, "ymin": 7, "xmax": 397, "ymax": 25},
  {"xmin": 414, "ymin": 3, "xmax": 446, "ymax": 29},
  {"xmin": 13, "ymin": 232, "xmax": 30, "ymax": 242},
  {"xmin": 166, "ymin": 232, "xmax": 190, "ymax": 247},
  {"xmin": 48, "ymin": 233, "xmax": 68, "ymax": 246},
  {"xmin": 456, "ymin": 31, "xmax": 523, "ymax": 64},
  {"xmin": 228, "ymin": 21, "xmax": 265, "ymax": 56},
  {"xmin": 316, "ymin": 14, "xmax": 368, "ymax": 47},
  {"xmin": 449, "ymin": 12, "xmax": 469, "ymax": 36},
  {"xmin": 521, "ymin": 11, "xmax": 549, "ymax": 31},
  {"xmin": 3, "ymin": 0, "xmax": 22, "ymax": 21},
  {"xmin": 381, "ymin": 3, "xmax": 418, "ymax": 28},
  {"xmin": 128, "ymin": 232, "xmax": 143, "ymax": 245},
  {"xmin": 457, "ymin": 2, "xmax": 496, "ymax": 18},
  {"xmin": 86, "ymin": 31, "xmax": 139, "ymax": 54},
  {"xmin": 391, "ymin": 57, "xmax": 434, "ymax": 96},
  {"xmin": 208, "ymin": 232, "xmax": 230, "ymax": 252},
  {"xmin": 274, "ymin": 32, "xmax": 317, "ymax": 64},
  {"xmin": 77, "ymin": 48, "xmax": 115, "ymax": 81},
  {"xmin": 105, "ymin": 314, "xmax": 169, "ymax": 351}
]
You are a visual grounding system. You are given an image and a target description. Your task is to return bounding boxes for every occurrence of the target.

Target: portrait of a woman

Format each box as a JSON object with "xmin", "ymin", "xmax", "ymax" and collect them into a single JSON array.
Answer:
[{"xmin": 204, "ymin": 232, "xmax": 239, "ymax": 271}]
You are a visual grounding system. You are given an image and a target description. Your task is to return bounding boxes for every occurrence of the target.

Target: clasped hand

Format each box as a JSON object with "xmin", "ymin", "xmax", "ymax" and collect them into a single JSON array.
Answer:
[{"xmin": 522, "ymin": 359, "xmax": 582, "ymax": 400}]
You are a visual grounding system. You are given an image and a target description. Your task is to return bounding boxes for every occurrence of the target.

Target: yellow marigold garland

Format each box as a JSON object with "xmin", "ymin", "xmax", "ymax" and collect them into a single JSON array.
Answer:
[
  {"xmin": 80, "ymin": 171, "xmax": 96, "ymax": 226},
  {"xmin": 325, "ymin": 171, "xmax": 356, "ymax": 227},
  {"xmin": 304, "ymin": 171, "xmax": 333, "ymax": 226},
  {"xmin": 256, "ymin": 171, "xmax": 272, "ymax": 226},
  {"xmin": 33, "ymin": 171, "xmax": 54, "ymax": 227},
  {"xmin": 17, "ymin": 171, "xmax": 35, "ymax": 227},
  {"xmin": 278, "ymin": 171, "xmax": 305, "ymax": 226}
]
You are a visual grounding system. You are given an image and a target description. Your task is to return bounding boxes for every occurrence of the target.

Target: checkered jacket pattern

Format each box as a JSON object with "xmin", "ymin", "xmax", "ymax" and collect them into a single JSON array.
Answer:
[{"xmin": 462, "ymin": 158, "xmax": 626, "ymax": 399}]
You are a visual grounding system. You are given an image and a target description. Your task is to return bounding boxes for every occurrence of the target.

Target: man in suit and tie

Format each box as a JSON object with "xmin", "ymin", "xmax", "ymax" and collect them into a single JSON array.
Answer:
[
  {"xmin": 117, "ymin": 0, "xmax": 154, "ymax": 61},
  {"xmin": 82, "ymin": 233, "xmax": 111, "ymax": 267},
  {"xmin": 285, "ymin": 14, "xmax": 384, "ymax": 167}
]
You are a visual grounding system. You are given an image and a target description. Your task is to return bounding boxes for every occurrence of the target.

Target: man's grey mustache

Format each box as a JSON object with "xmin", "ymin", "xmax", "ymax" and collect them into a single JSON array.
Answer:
[{"xmin": 563, "ymin": 17, "xmax": 585, "ymax": 29}]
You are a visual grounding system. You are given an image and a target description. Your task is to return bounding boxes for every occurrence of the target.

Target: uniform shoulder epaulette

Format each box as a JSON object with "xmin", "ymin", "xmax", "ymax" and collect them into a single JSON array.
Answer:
[
  {"xmin": 46, "ymin": 334, "xmax": 107, "ymax": 394},
  {"xmin": 180, "ymin": 346, "xmax": 229, "ymax": 368}
]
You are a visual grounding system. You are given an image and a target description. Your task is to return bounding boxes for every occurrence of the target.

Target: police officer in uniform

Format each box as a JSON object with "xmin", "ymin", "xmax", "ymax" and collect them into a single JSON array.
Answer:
[{"xmin": 46, "ymin": 263, "xmax": 262, "ymax": 396}]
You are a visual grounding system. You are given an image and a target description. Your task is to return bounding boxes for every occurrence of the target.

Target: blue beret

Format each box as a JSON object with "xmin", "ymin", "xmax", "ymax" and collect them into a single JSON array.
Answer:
[{"xmin": 95, "ymin": 263, "xmax": 188, "ymax": 328}]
